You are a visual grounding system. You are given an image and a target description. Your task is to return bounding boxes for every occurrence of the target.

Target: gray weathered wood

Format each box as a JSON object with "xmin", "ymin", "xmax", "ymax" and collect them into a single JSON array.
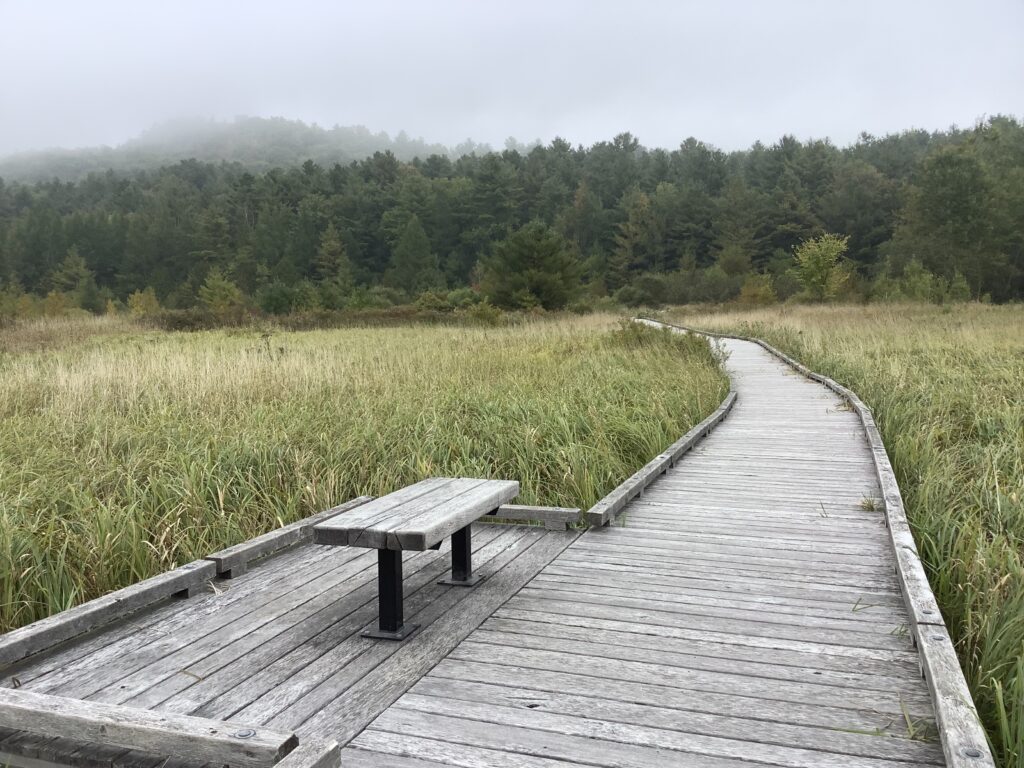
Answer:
[
  {"xmin": 291, "ymin": 530, "xmax": 577, "ymax": 741},
  {"xmin": 0, "ymin": 560, "xmax": 216, "ymax": 668},
  {"xmin": 206, "ymin": 496, "xmax": 373, "ymax": 577},
  {"xmin": 583, "ymin": 390, "xmax": 737, "ymax": 527},
  {"xmin": 313, "ymin": 478, "xmax": 519, "ymax": 550},
  {"xmin": 273, "ymin": 740, "xmax": 340, "ymax": 768},
  {"xmin": 0, "ymin": 687, "xmax": 297, "ymax": 767},
  {"xmin": 485, "ymin": 504, "xmax": 580, "ymax": 530},
  {"xmin": 657, "ymin": 318, "xmax": 994, "ymax": 767}
]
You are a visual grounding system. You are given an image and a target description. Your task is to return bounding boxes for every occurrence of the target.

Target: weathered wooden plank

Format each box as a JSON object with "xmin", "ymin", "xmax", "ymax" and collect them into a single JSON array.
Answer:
[
  {"xmin": 0, "ymin": 560, "xmax": 216, "ymax": 668},
  {"xmin": 154, "ymin": 526, "xmax": 517, "ymax": 718},
  {"xmin": 365, "ymin": 707, "xmax": 796, "ymax": 768},
  {"xmin": 393, "ymin": 691, "xmax": 944, "ymax": 768},
  {"xmin": 205, "ymin": 496, "xmax": 372, "ymax": 577},
  {"xmin": 410, "ymin": 677, "xmax": 944, "ymax": 763},
  {"xmin": 555, "ymin": 550, "xmax": 901, "ymax": 590},
  {"xmin": 389, "ymin": 480, "xmax": 520, "ymax": 550},
  {"xmin": 472, "ymin": 627, "xmax": 918, "ymax": 691},
  {"xmin": 429, "ymin": 657, "xmax": 922, "ymax": 739},
  {"xmin": 517, "ymin": 586, "xmax": 905, "ymax": 636},
  {"xmin": 274, "ymin": 740, "xmax": 340, "ymax": 768},
  {"xmin": 310, "ymin": 478, "xmax": 463, "ymax": 545},
  {"xmin": 481, "ymin": 614, "xmax": 919, "ymax": 678},
  {"xmin": 485, "ymin": 504, "xmax": 580, "ymax": 530},
  {"xmin": 534, "ymin": 565, "xmax": 907, "ymax": 609},
  {"xmin": 491, "ymin": 604, "xmax": 919, "ymax": 668},
  {"xmin": 574, "ymin": 534, "xmax": 894, "ymax": 568},
  {"xmin": 350, "ymin": 731, "xmax": 585, "ymax": 768},
  {"xmin": 283, "ymin": 530, "xmax": 577, "ymax": 741},
  {"xmin": 0, "ymin": 687, "xmax": 297, "ymax": 767},
  {"xmin": 917, "ymin": 626, "xmax": 996, "ymax": 767},
  {"xmin": 522, "ymin": 580, "xmax": 906, "ymax": 626},
  {"xmin": 312, "ymin": 479, "xmax": 519, "ymax": 550},
  {"xmin": 586, "ymin": 524, "xmax": 891, "ymax": 556},
  {"xmin": 582, "ymin": 389, "xmax": 737, "ymax": 527}
]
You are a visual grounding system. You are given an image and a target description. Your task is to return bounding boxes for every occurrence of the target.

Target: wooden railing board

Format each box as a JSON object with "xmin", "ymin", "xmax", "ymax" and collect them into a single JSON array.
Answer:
[
  {"xmin": 582, "ymin": 389, "xmax": 737, "ymax": 527},
  {"xmin": 0, "ymin": 560, "xmax": 216, "ymax": 668},
  {"xmin": 486, "ymin": 504, "xmax": 581, "ymax": 530},
  {"xmin": 0, "ymin": 687, "xmax": 296, "ymax": 767},
  {"xmin": 205, "ymin": 495, "xmax": 373, "ymax": 578}
]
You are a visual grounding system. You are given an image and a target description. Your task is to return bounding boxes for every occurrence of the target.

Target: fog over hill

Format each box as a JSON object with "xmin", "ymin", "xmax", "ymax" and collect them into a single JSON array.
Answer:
[{"xmin": 0, "ymin": 117, "xmax": 494, "ymax": 182}]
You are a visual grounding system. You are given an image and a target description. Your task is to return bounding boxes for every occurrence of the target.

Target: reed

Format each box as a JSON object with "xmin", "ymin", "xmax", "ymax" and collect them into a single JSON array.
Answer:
[{"xmin": 0, "ymin": 314, "xmax": 727, "ymax": 636}]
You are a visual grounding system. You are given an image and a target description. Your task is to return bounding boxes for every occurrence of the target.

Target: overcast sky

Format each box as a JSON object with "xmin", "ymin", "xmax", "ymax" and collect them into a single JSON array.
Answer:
[{"xmin": 1, "ymin": 0, "xmax": 1021, "ymax": 156}]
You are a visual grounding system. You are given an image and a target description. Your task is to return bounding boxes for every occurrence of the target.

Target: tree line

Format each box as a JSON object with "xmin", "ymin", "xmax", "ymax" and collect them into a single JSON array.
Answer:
[{"xmin": 1, "ymin": 115, "xmax": 1022, "ymax": 320}]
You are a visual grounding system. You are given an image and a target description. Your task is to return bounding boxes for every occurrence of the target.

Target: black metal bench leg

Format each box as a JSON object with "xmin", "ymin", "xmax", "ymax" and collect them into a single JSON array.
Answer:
[
  {"xmin": 439, "ymin": 523, "xmax": 482, "ymax": 586},
  {"xmin": 362, "ymin": 549, "xmax": 418, "ymax": 640}
]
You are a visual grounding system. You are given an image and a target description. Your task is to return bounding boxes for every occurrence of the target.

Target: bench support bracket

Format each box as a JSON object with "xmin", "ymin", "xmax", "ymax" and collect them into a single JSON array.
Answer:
[
  {"xmin": 439, "ymin": 523, "xmax": 482, "ymax": 587},
  {"xmin": 361, "ymin": 549, "xmax": 418, "ymax": 641}
]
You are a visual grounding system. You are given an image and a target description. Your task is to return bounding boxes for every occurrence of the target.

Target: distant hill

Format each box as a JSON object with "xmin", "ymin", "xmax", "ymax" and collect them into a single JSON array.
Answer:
[{"xmin": 0, "ymin": 117, "xmax": 491, "ymax": 182}]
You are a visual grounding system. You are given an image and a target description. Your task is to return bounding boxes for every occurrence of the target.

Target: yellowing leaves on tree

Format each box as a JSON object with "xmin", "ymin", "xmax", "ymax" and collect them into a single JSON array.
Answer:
[{"xmin": 792, "ymin": 233, "xmax": 850, "ymax": 302}]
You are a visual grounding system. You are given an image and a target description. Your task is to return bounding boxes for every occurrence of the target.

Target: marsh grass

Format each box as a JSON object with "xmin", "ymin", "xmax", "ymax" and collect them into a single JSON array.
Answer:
[
  {"xmin": 668, "ymin": 302, "xmax": 1024, "ymax": 765},
  {"xmin": 0, "ymin": 313, "xmax": 727, "ymax": 635}
]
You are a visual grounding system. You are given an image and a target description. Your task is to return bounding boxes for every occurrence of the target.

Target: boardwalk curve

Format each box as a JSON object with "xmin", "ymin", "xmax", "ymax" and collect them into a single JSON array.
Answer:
[
  {"xmin": 346, "ymin": 321, "xmax": 993, "ymax": 767},
  {"xmin": 0, "ymin": 321, "xmax": 993, "ymax": 767}
]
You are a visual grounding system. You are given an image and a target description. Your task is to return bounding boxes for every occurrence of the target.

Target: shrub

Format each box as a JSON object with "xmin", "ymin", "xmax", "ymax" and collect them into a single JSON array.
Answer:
[{"xmin": 737, "ymin": 274, "xmax": 778, "ymax": 306}]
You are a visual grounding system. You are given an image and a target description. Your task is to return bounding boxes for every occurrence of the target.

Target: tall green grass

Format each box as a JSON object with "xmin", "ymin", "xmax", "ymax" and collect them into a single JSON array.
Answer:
[
  {"xmin": 0, "ymin": 314, "xmax": 727, "ymax": 634},
  {"xmin": 670, "ymin": 303, "xmax": 1024, "ymax": 766}
]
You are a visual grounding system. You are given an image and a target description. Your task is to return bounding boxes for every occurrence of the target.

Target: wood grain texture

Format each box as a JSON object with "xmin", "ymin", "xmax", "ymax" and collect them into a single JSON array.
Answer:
[
  {"xmin": 0, "ymin": 687, "xmax": 296, "ymax": 767},
  {"xmin": 312, "ymin": 479, "xmax": 519, "ymax": 550},
  {"xmin": 485, "ymin": 504, "xmax": 580, "ymax": 530},
  {"xmin": 0, "ymin": 560, "xmax": 216, "ymax": 668},
  {"xmin": 206, "ymin": 496, "xmax": 373, "ymax": 577}
]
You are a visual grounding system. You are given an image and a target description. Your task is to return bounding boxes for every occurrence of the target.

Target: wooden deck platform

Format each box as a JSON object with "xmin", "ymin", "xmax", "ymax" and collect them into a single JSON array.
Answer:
[
  {"xmin": 343, "ymin": 336, "xmax": 951, "ymax": 767},
  {"xmin": 0, "ymin": 328, "xmax": 990, "ymax": 767}
]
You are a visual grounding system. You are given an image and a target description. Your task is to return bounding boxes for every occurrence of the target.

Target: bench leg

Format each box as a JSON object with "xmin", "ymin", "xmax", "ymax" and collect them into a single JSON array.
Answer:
[
  {"xmin": 439, "ymin": 523, "xmax": 482, "ymax": 586},
  {"xmin": 362, "ymin": 549, "xmax": 418, "ymax": 641}
]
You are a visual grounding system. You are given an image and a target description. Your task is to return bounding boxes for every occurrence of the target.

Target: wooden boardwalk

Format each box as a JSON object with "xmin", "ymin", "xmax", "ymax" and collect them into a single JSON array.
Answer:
[
  {"xmin": 345, "ymin": 336, "xmax": 949, "ymax": 767},
  {"xmin": 0, "ymin": 330, "xmax": 988, "ymax": 767}
]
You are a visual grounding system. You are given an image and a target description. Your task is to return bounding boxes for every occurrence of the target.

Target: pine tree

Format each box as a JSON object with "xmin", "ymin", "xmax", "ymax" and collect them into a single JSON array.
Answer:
[
  {"xmin": 385, "ymin": 216, "xmax": 443, "ymax": 295},
  {"xmin": 315, "ymin": 223, "xmax": 353, "ymax": 291},
  {"xmin": 481, "ymin": 221, "xmax": 581, "ymax": 310}
]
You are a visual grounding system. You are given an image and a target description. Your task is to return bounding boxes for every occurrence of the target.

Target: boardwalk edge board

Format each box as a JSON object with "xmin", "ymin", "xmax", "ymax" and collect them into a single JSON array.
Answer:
[
  {"xmin": 206, "ymin": 496, "xmax": 375, "ymax": 577},
  {"xmin": 645, "ymin": 318, "xmax": 994, "ymax": 768},
  {"xmin": 0, "ymin": 498, "xmax": 378, "ymax": 671},
  {"xmin": 0, "ymin": 687, "xmax": 298, "ymax": 768},
  {"xmin": 486, "ymin": 504, "xmax": 581, "ymax": 530},
  {"xmin": 582, "ymin": 388, "xmax": 738, "ymax": 527},
  {"xmin": 0, "ymin": 559, "xmax": 217, "ymax": 668}
]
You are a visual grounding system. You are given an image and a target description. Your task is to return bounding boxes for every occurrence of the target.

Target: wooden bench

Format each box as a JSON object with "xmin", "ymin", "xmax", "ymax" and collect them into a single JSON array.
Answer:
[{"xmin": 313, "ymin": 477, "xmax": 519, "ymax": 640}]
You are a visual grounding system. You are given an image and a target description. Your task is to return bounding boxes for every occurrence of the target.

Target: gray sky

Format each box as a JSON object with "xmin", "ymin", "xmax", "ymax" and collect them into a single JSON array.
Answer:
[{"xmin": 1, "ymin": 0, "xmax": 1021, "ymax": 155}]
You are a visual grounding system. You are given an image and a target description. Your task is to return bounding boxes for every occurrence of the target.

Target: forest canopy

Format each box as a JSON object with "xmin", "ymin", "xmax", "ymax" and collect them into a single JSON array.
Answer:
[{"xmin": 1, "ymin": 115, "xmax": 1022, "ymax": 320}]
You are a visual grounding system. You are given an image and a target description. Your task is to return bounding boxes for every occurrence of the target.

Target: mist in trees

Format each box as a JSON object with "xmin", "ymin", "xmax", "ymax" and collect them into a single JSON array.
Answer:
[{"xmin": 1, "ymin": 115, "xmax": 1022, "ymax": 320}]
